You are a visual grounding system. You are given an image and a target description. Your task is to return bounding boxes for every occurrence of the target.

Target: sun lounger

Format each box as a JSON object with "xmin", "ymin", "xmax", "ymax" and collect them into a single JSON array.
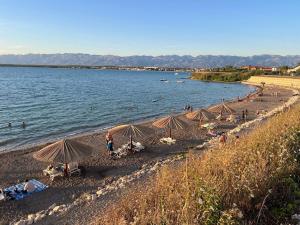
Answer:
[
  {"xmin": 132, "ymin": 141, "xmax": 145, "ymax": 152},
  {"xmin": 201, "ymin": 122, "xmax": 216, "ymax": 129},
  {"xmin": 112, "ymin": 142, "xmax": 145, "ymax": 159},
  {"xmin": 43, "ymin": 162, "xmax": 80, "ymax": 181},
  {"xmin": 3, "ymin": 179, "xmax": 48, "ymax": 200},
  {"xmin": 68, "ymin": 162, "xmax": 81, "ymax": 176},
  {"xmin": 43, "ymin": 164, "xmax": 64, "ymax": 181},
  {"xmin": 160, "ymin": 137, "xmax": 176, "ymax": 145}
]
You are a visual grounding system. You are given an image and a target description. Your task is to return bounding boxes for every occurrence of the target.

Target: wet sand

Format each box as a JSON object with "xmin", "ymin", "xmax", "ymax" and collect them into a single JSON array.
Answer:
[{"xmin": 0, "ymin": 85, "xmax": 294, "ymax": 225}]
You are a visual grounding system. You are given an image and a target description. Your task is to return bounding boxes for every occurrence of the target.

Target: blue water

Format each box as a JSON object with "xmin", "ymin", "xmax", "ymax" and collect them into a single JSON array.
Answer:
[{"xmin": 0, "ymin": 67, "xmax": 254, "ymax": 151}]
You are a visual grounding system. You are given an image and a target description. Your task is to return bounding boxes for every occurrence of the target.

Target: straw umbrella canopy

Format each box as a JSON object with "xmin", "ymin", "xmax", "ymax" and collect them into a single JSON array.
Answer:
[
  {"xmin": 152, "ymin": 115, "xmax": 188, "ymax": 138},
  {"xmin": 109, "ymin": 124, "xmax": 153, "ymax": 149},
  {"xmin": 186, "ymin": 109, "xmax": 215, "ymax": 126},
  {"xmin": 33, "ymin": 139, "xmax": 94, "ymax": 164},
  {"xmin": 208, "ymin": 102, "xmax": 236, "ymax": 115}
]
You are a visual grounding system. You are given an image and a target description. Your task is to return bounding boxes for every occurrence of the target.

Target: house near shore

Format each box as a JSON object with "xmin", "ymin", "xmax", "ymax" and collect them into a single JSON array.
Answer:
[
  {"xmin": 287, "ymin": 65, "xmax": 300, "ymax": 75},
  {"xmin": 241, "ymin": 65, "xmax": 278, "ymax": 72}
]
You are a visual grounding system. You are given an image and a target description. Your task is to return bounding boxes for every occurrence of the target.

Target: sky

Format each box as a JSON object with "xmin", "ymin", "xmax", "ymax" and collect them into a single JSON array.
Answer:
[{"xmin": 0, "ymin": 0, "xmax": 299, "ymax": 56}]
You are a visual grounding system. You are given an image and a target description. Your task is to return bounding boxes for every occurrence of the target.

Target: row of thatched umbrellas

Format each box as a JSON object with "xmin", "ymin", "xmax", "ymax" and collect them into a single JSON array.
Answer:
[{"xmin": 33, "ymin": 102, "xmax": 235, "ymax": 166}]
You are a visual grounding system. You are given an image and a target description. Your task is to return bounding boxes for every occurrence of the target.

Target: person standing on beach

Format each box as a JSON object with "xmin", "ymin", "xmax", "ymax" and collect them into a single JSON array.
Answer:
[
  {"xmin": 245, "ymin": 109, "xmax": 248, "ymax": 121},
  {"xmin": 241, "ymin": 110, "xmax": 245, "ymax": 121},
  {"xmin": 105, "ymin": 132, "xmax": 114, "ymax": 153}
]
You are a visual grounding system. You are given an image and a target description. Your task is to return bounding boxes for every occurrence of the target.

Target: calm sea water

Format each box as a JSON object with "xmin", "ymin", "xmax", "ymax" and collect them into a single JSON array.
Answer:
[{"xmin": 0, "ymin": 67, "xmax": 254, "ymax": 152}]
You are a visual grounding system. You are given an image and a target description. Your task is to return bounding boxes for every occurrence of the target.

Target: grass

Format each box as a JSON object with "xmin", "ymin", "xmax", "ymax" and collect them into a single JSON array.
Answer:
[
  {"xmin": 96, "ymin": 105, "xmax": 300, "ymax": 225},
  {"xmin": 191, "ymin": 70, "xmax": 263, "ymax": 82}
]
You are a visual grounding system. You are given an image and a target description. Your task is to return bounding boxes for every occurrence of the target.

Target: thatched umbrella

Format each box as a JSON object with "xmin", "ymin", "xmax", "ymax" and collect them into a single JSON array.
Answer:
[
  {"xmin": 208, "ymin": 102, "xmax": 236, "ymax": 115},
  {"xmin": 33, "ymin": 139, "xmax": 94, "ymax": 163},
  {"xmin": 186, "ymin": 109, "xmax": 215, "ymax": 126},
  {"xmin": 109, "ymin": 124, "xmax": 152, "ymax": 150},
  {"xmin": 33, "ymin": 139, "xmax": 95, "ymax": 175},
  {"xmin": 152, "ymin": 115, "xmax": 188, "ymax": 138}
]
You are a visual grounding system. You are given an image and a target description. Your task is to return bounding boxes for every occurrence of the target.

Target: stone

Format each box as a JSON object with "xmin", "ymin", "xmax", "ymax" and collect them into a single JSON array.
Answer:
[
  {"xmin": 27, "ymin": 218, "xmax": 34, "ymax": 225},
  {"xmin": 34, "ymin": 214, "xmax": 42, "ymax": 222},
  {"xmin": 96, "ymin": 190, "xmax": 103, "ymax": 195},
  {"xmin": 53, "ymin": 205, "xmax": 61, "ymax": 212},
  {"xmin": 48, "ymin": 210, "xmax": 55, "ymax": 216},
  {"xmin": 14, "ymin": 220, "xmax": 26, "ymax": 225},
  {"xmin": 292, "ymin": 214, "xmax": 300, "ymax": 221},
  {"xmin": 27, "ymin": 214, "xmax": 35, "ymax": 220},
  {"xmin": 49, "ymin": 203, "xmax": 57, "ymax": 210}
]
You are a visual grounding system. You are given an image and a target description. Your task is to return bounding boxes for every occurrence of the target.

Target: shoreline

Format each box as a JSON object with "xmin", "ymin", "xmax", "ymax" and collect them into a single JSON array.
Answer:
[{"xmin": 0, "ymin": 82, "xmax": 257, "ymax": 155}]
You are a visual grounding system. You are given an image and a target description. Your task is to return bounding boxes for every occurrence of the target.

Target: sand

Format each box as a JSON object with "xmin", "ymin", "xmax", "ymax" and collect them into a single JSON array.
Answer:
[{"xmin": 0, "ymin": 85, "xmax": 295, "ymax": 225}]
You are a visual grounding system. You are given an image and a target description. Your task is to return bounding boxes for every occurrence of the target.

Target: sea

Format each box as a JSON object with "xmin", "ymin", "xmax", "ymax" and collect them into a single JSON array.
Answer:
[{"xmin": 0, "ymin": 67, "xmax": 254, "ymax": 152}]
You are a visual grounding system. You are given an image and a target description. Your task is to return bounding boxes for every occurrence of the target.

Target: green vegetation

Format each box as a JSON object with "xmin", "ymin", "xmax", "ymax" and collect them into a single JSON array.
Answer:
[
  {"xmin": 191, "ymin": 68, "xmax": 264, "ymax": 82},
  {"xmin": 97, "ymin": 105, "xmax": 300, "ymax": 225},
  {"xmin": 191, "ymin": 71, "xmax": 251, "ymax": 82}
]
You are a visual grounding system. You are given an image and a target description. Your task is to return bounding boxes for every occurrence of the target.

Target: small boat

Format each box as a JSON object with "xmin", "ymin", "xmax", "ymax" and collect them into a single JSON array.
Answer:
[
  {"xmin": 160, "ymin": 79, "xmax": 167, "ymax": 81},
  {"xmin": 174, "ymin": 72, "xmax": 179, "ymax": 75},
  {"xmin": 176, "ymin": 80, "xmax": 184, "ymax": 83}
]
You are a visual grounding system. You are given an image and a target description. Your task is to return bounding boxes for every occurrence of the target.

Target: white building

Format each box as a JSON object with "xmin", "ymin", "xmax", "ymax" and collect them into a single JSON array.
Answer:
[{"xmin": 287, "ymin": 65, "xmax": 300, "ymax": 74}]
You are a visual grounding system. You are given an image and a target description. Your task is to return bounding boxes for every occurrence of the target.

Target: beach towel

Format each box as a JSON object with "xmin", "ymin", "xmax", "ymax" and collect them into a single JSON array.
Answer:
[{"xmin": 4, "ymin": 179, "xmax": 48, "ymax": 200}]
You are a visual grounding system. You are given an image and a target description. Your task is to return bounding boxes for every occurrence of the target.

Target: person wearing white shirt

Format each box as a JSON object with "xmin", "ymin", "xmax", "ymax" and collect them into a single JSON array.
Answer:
[{"xmin": 23, "ymin": 180, "xmax": 36, "ymax": 193}]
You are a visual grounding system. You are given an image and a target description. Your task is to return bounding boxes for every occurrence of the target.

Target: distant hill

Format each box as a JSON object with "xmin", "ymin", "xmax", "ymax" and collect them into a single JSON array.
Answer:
[{"xmin": 0, "ymin": 54, "xmax": 300, "ymax": 68}]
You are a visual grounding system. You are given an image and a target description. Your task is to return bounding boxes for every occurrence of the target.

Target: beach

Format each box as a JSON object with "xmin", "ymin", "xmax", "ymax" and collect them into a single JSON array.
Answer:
[{"xmin": 0, "ymin": 84, "xmax": 296, "ymax": 225}]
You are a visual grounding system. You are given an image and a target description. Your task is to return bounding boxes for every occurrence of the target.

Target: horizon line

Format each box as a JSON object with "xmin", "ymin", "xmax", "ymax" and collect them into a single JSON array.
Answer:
[{"xmin": 0, "ymin": 53, "xmax": 300, "ymax": 57}]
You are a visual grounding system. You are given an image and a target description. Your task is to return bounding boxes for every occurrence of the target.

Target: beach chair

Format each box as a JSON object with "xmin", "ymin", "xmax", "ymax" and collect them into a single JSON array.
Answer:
[
  {"xmin": 68, "ymin": 162, "xmax": 81, "ymax": 176},
  {"xmin": 43, "ymin": 164, "xmax": 64, "ymax": 181},
  {"xmin": 132, "ymin": 141, "xmax": 145, "ymax": 152},
  {"xmin": 159, "ymin": 137, "xmax": 176, "ymax": 145}
]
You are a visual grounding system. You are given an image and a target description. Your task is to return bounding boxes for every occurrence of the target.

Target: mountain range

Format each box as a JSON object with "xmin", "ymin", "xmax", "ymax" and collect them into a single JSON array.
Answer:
[{"xmin": 0, "ymin": 54, "xmax": 300, "ymax": 68}]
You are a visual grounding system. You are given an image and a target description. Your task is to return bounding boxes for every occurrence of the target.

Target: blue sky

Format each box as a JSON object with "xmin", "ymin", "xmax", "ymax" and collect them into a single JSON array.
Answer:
[{"xmin": 0, "ymin": 0, "xmax": 299, "ymax": 56}]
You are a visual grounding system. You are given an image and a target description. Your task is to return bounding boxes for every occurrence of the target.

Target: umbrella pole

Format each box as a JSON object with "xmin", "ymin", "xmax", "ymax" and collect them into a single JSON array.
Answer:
[
  {"xmin": 64, "ymin": 163, "xmax": 69, "ymax": 177},
  {"xmin": 130, "ymin": 134, "xmax": 133, "ymax": 150}
]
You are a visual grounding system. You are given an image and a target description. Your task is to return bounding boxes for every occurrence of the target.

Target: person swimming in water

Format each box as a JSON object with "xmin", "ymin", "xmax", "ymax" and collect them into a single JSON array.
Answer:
[
  {"xmin": 22, "ymin": 122, "xmax": 26, "ymax": 129},
  {"xmin": 8, "ymin": 122, "xmax": 12, "ymax": 128}
]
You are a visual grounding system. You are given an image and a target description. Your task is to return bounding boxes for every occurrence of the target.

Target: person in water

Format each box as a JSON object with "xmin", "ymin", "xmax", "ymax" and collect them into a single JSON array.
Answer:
[
  {"xmin": 8, "ymin": 122, "xmax": 12, "ymax": 128},
  {"xmin": 22, "ymin": 122, "xmax": 26, "ymax": 129}
]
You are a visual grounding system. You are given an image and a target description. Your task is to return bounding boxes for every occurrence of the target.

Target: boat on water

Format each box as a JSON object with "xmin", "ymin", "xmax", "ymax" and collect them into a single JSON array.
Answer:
[
  {"xmin": 160, "ymin": 79, "xmax": 168, "ymax": 81},
  {"xmin": 174, "ymin": 72, "xmax": 179, "ymax": 75},
  {"xmin": 176, "ymin": 80, "xmax": 184, "ymax": 83}
]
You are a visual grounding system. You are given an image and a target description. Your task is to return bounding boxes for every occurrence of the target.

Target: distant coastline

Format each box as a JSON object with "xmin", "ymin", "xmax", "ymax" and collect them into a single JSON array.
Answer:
[{"xmin": 0, "ymin": 63, "xmax": 193, "ymax": 72}]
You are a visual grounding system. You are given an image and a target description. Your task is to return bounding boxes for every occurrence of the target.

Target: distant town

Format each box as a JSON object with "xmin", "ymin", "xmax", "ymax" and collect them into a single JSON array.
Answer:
[{"xmin": 0, "ymin": 63, "xmax": 299, "ymax": 76}]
